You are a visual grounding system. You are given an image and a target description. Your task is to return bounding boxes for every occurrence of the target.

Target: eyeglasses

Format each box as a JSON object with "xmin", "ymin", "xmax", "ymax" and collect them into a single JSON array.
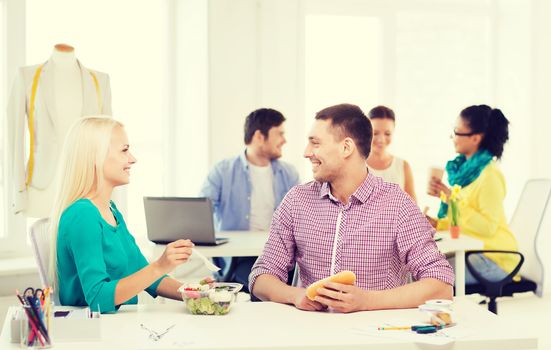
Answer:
[
  {"xmin": 140, "ymin": 323, "xmax": 175, "ymax": 341},
  {"xmin": 452, "ymin": 129, "xmax": 477, "ymax": 137}
]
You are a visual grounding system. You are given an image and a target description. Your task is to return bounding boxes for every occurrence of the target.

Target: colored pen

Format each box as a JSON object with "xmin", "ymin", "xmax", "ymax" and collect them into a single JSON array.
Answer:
[
  {"xmin": 378, "ymin": 326, "xmax": 412, "ymax": 330},
  {"xmin": 412, "ymin": 325, "xmax": 442, "ymax": 331},
  {"xmin": 416, "ymin": 327, "xmax": 438, "ymax": 334},
  {"xmin": 44, "ymin": 287, "xmax": 51, "ymax": 331},
  {"xmin": 378, "ymin": 325, "xmax": 442, "ymax": 331}
]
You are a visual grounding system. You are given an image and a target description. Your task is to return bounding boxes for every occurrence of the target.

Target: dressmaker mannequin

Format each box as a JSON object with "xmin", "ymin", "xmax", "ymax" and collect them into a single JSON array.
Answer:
[
  {"xmin": 7, "ymin": 43, "xmax": 113, "ymax": 218},
  {"xmin": 51, "ymin": 44, "xmax": 83, "ymax": 140}
]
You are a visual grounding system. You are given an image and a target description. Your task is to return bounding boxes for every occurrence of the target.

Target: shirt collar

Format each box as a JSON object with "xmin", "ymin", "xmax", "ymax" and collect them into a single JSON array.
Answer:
[
  {"xmin": 239, "ymin": 149, "xmax": 281, "ymax": 173},
  {"xmin": 319, "ymin": 172, "xmax": 377, "ymax": 204},
  {"xmin": 238, "ymin": 150, "xmax": 249, "ymax": 169}
]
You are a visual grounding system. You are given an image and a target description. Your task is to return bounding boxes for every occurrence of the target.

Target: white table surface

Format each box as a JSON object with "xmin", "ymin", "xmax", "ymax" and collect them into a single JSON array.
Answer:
[
  {"xmin": 140, "ymin": 230, "xmax": 482, "ymax": 296},
  {"xmin": 0, "ymin": 298, "xmax": 537, "ymax": 350},
  {"xmin": 138, "ymin": 231, "xmax": 267, "ymax": 260}
]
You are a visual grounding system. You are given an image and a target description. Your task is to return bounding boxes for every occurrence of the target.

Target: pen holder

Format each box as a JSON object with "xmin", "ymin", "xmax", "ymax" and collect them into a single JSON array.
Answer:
[{"xmin": 19, "ymin": 305, "xmax": 52, "ymax": 349}]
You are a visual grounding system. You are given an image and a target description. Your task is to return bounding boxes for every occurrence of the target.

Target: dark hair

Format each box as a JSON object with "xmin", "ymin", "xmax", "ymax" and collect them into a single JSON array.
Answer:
[
  {"xmin": 368, "ymin": 105, "xmax": 395, "ymax": 122},
  {"xmin": 315, "ymin": 103, "xmax": 372, "ymax": 158},
  {"xmin": 243, "ymin": 108, "xmax": 286, "ymax": 144},
  {"xmin": 460, "ymin": 104, "xmax": 510, "ymax": 159}
]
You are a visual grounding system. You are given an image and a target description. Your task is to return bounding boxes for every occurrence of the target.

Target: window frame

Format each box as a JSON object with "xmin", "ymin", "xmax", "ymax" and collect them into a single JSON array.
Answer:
[{"xmin": 1, "ymin": 0, "xmax": 28, "ymax": 256}]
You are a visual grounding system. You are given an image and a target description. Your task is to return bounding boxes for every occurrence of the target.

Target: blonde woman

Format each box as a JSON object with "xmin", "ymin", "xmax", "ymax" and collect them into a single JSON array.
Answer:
[
  {"xmin": 366, "ymin": 106, "xmax": 416, "ymax": 201},
  {"xmin": 49, "ymin": 116, "xmax": 193, "ymax": 313}
]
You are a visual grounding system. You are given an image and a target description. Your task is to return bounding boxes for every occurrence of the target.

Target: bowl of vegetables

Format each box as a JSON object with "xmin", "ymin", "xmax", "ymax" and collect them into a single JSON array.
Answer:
[{"xmin": 178, "ymin": 277, "xmax": 243, "ymax": 315}]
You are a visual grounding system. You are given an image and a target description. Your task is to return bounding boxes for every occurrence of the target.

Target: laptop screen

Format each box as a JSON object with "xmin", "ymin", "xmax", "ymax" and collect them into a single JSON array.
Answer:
[{"xmin": 143, "ymin": 197, "xmax": 218, "ymax": 244}]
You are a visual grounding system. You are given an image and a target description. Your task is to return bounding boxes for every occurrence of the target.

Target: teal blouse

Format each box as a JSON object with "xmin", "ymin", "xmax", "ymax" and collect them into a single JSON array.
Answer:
[{"xmin": 57, "ymin": 199, "xmax": 166, "ymax": 313}]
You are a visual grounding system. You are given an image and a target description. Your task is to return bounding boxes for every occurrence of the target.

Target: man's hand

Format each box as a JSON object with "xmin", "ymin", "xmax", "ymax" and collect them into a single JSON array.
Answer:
[
  {"xmin": 314, "ymin": 281, "xmax": 370, "ymax": 313},
  {"xmin": 293, "ymin": 289, "xmax": 327, "ymax": 312}
]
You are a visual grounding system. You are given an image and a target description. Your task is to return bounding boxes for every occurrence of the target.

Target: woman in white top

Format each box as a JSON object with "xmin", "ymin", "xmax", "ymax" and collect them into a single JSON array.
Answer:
[{"xmin": 366, "ymin": 105, "xmax": 416, "ymax": 201}]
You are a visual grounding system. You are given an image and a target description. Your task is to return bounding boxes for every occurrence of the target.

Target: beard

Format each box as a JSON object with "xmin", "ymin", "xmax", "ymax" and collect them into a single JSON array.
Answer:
[
  {"xmin": 312, "ymin": 166, "xmax": 337, "ymax": 183},
  {"xmin": 269, "ymin": 151, "xmax": 282, "ymax": 160},
  {"xmin": 262, "ymin": 145, "xmax": 282, "ymax": 160}
]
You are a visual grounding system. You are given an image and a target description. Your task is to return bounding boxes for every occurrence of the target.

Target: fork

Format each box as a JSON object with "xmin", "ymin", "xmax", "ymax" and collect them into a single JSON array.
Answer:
[{"xmin": 192, "ymin": 248, "xmax": 221, "ymax": 272}]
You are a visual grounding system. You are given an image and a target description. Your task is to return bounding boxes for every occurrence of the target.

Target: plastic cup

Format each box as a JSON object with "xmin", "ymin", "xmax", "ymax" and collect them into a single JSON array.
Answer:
[{"xmin": 427, "ymin": 167, "xmax": 444, "ymax": 195}]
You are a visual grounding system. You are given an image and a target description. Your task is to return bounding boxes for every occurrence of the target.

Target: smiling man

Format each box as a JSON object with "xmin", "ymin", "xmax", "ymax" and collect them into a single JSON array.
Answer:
[
  {"xmin": 200, "ymin": 108, "xmax": 299, "ymax": 291},
  {"xmin": 250, "ymin": 103, "xmax": 454, "ymax": 312}
]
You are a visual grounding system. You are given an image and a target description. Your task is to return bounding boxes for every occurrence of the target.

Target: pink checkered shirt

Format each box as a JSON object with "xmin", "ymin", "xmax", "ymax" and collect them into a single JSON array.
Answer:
[{"xmin": 249, "ymin": 173, "xmax": 455, "ymax": 293}]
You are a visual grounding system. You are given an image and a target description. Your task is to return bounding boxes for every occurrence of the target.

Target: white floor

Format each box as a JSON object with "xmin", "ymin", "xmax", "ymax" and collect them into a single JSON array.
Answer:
[{"xmin": 1, "ymin": 292, "xmax": 549, "ymax": 348}]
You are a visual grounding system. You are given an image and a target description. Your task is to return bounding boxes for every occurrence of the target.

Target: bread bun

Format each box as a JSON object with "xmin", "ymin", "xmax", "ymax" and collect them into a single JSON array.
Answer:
[
  {"xmin": 306, "ymin": 270, "xmax": 356, "ymax": 300},
  {"xmin": 431, "ymin": 312, "xmax": 452, "ymax": 326}
]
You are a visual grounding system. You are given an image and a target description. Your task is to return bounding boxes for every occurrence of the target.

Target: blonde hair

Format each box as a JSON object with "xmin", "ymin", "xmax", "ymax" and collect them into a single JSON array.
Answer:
[{"xmin": 49, "ymin": 116, "xmax": 124, "ymax": 289}]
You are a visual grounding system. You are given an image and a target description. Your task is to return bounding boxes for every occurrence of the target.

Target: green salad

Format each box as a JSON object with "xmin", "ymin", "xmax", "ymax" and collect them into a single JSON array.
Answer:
[{"xmin": 186, "ymin": 297, "xmax": 231, "ymax": 315}]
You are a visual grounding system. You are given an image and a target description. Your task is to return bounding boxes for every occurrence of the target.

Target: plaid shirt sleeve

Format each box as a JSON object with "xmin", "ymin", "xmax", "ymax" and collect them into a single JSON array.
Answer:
[
  {"xmin": 249, "ymin": 187, "xmax": 298, "ymax": 293},
  {"xmin": 395, "ymin": 193, "xmax": 455, "ymax": 286}
]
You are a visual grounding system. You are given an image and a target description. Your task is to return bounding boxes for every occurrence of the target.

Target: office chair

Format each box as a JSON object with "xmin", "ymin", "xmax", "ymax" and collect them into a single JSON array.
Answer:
[
  {"xmin": 465, "ymin": 179, "xmax": 551, "ymax": 314},
  {"xmin": 29, "ymin": 218, "xmax": 50, "ymax": 286},
  {"xmin": 29, "ymin": 218, "xmax": 59, "ymax": 303}
]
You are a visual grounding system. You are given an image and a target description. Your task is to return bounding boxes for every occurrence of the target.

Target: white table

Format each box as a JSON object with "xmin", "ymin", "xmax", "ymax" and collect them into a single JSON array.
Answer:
[
  {"xmin": 434, "ymin": 231, "xmax": 484, "ymax": 296},
  {"xmin": 140, "ymin": 230, "xmax": 483, "ymax": 296},
  {"xmin": 0, "ymin": 298, "xmax": 537, "ymax": 349},
  {"xmin": 138, "ymin": 231, "xmax": 267, "ymax": 259}
]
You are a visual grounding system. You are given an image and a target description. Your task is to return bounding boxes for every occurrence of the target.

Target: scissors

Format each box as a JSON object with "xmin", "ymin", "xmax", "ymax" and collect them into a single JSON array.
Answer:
[{"xmin": 23, "ymin": 287, "xmax": 44, "ymax": 303}]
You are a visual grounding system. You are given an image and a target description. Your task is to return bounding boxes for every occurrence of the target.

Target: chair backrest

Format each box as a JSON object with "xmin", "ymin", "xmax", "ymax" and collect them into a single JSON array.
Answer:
[
  {"xmin": 509, "ymin": 179, "xmax": 551, "ymax": 297},
  {"xmin": 28, "ymin": 218, "xmax": 51, "ymax": 287}
]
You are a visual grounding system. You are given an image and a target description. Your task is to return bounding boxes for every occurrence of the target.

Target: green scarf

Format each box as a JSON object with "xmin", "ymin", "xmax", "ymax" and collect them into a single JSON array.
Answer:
[{"xmin": 437, "ymin": 149, "xmax": 494, "ymax": 219}]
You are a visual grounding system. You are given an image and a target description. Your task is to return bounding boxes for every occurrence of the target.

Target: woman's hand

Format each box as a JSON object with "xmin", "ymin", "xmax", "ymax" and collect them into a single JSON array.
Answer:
[
  {"xmin": 154, "ymin": 239, "xmax": 194, "ymax": 275},
  {"xmin": 428, "ymin": 177, "xmax": 451, "ymax": 199}
]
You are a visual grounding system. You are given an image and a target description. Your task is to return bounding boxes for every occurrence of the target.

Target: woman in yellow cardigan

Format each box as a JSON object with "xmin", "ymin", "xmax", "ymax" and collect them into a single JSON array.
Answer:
[{"xmin": 427, "ymin": 105, "xmax": 518, "ymax": 285}]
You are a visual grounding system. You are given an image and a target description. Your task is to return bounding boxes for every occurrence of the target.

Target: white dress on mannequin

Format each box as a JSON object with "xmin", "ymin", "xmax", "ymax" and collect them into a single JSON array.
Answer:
[
  {"xmin": 52, "ymin": 50, "xmax": 83, "ymax": 142},
  {"xmin": 26, "ymin": 50, "xmax": 85, "ymax": 217},
  {"xmin": 7, "ymin": 47, "xmax": 113, "ymax": 218}
]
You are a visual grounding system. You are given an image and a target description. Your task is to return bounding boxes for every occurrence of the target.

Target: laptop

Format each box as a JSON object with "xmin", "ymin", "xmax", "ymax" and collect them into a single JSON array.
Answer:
[{"xmin": 143, "ymin": 197, "xmax": 229, "ymax": 246}]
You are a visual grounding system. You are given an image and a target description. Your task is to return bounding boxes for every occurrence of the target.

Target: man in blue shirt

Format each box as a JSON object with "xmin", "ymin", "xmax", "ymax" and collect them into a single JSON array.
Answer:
[{"xmin": 200, "ymin": 108, "xmax": 299, "ymax": 291}]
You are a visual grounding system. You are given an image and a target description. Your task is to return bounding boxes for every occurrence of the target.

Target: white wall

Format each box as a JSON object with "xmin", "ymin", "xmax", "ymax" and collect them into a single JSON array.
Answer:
[
  {"xmin": 531, "ymin": 0, "xmax": 551, "ymax": 294},
  {"xmin": 208, "ymin": 0, "xmax": 258, "ymax": 163},
  {"xmin": 531, "ymin": 0, "xmax": 551, "ymax": 179},
  {"xmin": 257, "ymin": 0, "xmax": 304, "ymax": 172},
  {"xmin": 494, "ymin": 0, "xmax": 533, "ymax": 216},
  {"xmin": 205, "ymin": 0, "xmax": 546, "ymax": 203},
  {"xmin": 170, "ymin": 0, "xmax": 209, "ymax": 196},
  {"xmin": 207, "ymin": 0, "xmax": 304, "ymax": 174}
]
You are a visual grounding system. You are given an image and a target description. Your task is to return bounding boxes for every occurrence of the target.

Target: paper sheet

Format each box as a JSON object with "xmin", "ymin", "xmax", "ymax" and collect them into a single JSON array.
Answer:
[{"xmin": 349, "ymin": 324, "xmax": 477, "ymax": 346}]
